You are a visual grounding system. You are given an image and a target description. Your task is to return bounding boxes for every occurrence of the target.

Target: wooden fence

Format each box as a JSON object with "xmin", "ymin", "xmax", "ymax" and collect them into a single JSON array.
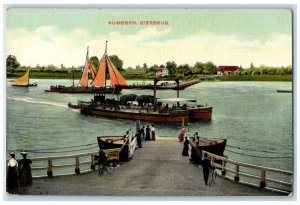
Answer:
[
  {"xmin": 203, "ymin": 150, "xmax": 293, "ymax": 192},
  {"xmin": 30, "ymin": 148, "xmax": 121, "ymax": 177}
]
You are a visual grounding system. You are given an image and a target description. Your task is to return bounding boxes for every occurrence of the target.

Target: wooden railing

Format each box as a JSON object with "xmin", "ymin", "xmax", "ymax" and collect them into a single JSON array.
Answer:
[
  {"xmin": 30, "ymin": 148, "xmax": 120, "ymax": 178},
  {"xmin": 26, "ymin": 133, "xmax": 139, "ymax": 178},
  {"xmin": 203, "ymin": 150, "xmax": 293, "ymax": 192}
]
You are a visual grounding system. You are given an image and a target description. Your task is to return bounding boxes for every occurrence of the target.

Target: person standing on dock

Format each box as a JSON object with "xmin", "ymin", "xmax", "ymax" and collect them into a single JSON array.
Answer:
[
  {"xmin": 98, "ymin": 149, "xmax": 108, "ymax": 175},
  {"xmin": 18, "ymin": 152, "xmax": 32, "ymax": 186},
  {"xmin": 140, "ymin": 126, "xmax": 145, "ymax": 142},
  {"xmin": 182, "ymin": 137, "xmax": 189, "ymax": 156},
  {"xmin": 151, "ymin": 125, "xmax": 156, "ymax": 141},
  {"xmin": 7, "ymin": 152, "xmax": 19, "ymax": 193},
  {"xmin": 145, "ymin": 125, "xmax": 151, "ymax": 141},
  {"xmin": 201, "ymin": 153, "xmax": 212, "ymax": 186},
  {"xmin": 178, "ymin": 127, "xmax": 186, "ymax": 142},
  {"xmin": 136, "ymin": 130, "xmax": 142, "ymax": 148}
]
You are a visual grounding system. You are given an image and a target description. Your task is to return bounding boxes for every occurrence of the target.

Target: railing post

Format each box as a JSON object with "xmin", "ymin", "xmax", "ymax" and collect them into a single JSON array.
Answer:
[
  {"xmin": 234, "ymin": 164, "xmax": 240, "ymax": 182},
  {"xmin": 75, "ymin": 157, "xmax": 80, "ymax": 174},
  {"xmin": 47, "ymin": 159, "xmax": 53, "ymax": 177},
  {"xmin": 221, "ymin": 160, "xmax": 226, "ymax": 176},
  {"xmin": 91, "ymin": 154, "xmax": 95, "ymax": 170},
  {"xmin": 260, "ymin": 170, "xmax": 266, "ymax": 188}
]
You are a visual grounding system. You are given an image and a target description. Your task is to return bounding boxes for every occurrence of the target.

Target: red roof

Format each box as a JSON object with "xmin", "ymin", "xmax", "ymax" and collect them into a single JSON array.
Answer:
[
  {"xmin": 155, "ymin": 68, "xmax": 164, "ymax": 72},
  {"xmin": 217, "ymin": 66, "xmax": 239, "ymax": 72}
]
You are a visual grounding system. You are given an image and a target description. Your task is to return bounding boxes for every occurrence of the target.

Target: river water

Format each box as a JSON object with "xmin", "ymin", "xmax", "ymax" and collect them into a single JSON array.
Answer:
[{"xmin": 6, "ymin": 79, "xmax": 293, "ymax": 175}]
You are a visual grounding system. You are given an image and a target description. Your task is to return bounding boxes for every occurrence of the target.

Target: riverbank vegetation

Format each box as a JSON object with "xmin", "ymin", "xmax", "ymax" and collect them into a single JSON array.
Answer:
[{"xmin": 6, "ymin": 55, "xmax": 292, "ymax": 81}]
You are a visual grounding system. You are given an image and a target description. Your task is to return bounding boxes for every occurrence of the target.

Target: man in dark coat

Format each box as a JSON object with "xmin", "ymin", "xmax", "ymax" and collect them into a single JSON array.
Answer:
[
  {"xmin": 201, "ymin": 153, "xmax": 212, "ymax": 185},
  {"xmin": 18, "ymin": 152, "xmax": 32, "ymax": 186},
  {"xmin": 98, "ymin": 149, "xmax": 108, "ymax": 175}
]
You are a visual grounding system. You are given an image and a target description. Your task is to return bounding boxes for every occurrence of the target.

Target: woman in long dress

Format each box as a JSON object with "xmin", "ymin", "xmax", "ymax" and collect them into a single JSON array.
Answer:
[
  {"xmin": 151, "ymin": 125, "xmax": 156, "ymax": 141},
  {"xmin": 18, "ymin": 152, "xmax": 32, "ymax": 186},
  {"xmin": 182, "ymin": 137, "xmax": 189, "ymax": 156},
  {"xmin": 145, "ymin": 125, "xmax": 151, "ymax": 141},
  {"xmin": 7, "ymin": 152, "xmax": 19, "ymax": 193}
]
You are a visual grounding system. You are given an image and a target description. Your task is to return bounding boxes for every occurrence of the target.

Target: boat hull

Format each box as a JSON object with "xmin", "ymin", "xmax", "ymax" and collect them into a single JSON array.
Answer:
[
  {"xmin": 189, "ymin": 138, "xmax": 227, "ymax": 164},
  {"xmin": 81, "ymin": 107, "xmax": 190, "ymax": 123},
  {"xmin": 45, "ymin": 86, "xmax": 122, "ymax": 94},
  {"xmin": 97, "ymin": 136, "xmax": 137, "ymax": 161},
  {"xmin": 11, "ymin": 83, "xmax": 37, "ymax": 87},
  {"xmin": 189, "ymin": 106, "xmax": 212, "ymax": 121}
]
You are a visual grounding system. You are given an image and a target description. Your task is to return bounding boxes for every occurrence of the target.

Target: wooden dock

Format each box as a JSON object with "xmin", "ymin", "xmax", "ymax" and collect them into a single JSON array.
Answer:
[
  {"xmin": 7, "ymin": 137, "xmax": 291, "ymax": 197},
  {"xmin": 121, "ymin": 80, "xmax": 200, "ymax": 90}
]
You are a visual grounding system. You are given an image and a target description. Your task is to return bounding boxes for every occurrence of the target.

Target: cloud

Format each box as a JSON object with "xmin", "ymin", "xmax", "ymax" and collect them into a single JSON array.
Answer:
[{"xmin": 6, "ymin": 26, "xmax": 292, "ymax": 68}]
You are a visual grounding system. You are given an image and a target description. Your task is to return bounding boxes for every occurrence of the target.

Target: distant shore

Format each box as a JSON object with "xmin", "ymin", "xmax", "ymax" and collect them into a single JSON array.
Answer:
[{"xmin": 7, "ymin": 72, "xmax": 292, "ymax": 82}]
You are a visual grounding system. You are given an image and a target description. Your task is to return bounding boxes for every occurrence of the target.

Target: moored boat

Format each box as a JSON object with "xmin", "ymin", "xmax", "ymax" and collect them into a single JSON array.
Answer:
[
  {"xmin": 189, "ymin": 136, "xmax": 227, "ymax": 164},
  {"xmin": 97, "ymin": 132, "xmax": 137, "ymax": 161},
  {"xmin": 47, "ymin": 85, "xmax": 122, "ymax": 94},
  {"xmin": 10, "ymin": 70, "xmax": 37, "ymax": 87},
  {"xmin": 276, "ymin": 90, "xmax": 292, "ymax": 93}
]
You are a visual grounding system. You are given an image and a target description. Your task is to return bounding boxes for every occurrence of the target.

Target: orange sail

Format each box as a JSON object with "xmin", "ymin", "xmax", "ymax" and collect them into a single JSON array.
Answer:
[
  {"xmin": 92, "ymin": 54, "xmax": 107, "ymax": 87},
  {"xmin": 79, "ymin": 46, "xmax": 97, "ymax": 87},
  {"xmin": 79, "ymin": 60, "xmax": 89, "ymax": 87},
  {"xmin": 89, "ymin": 62, "xmax": 97, "ymax": 79},
  {"xmin": 10, "ymin": 70, "xmax": 29, "ymax": 85},
  {"xmin": 91, "ymin": 41, "xmax": 127, "ymax": 88},
  {"xmin": 107, "ymin": 57, "xmax": 127, "ymax": 86}
]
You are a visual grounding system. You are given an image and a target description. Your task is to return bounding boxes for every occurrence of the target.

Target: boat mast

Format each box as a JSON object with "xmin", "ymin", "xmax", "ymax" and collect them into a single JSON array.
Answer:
[
  {"xmin": 105, "ymin": 41, "xmax": 108, "ymax": 88},
  {"xmin": 28, "ymin": 69, "xmax": 30, "ymax": 85},
  {"xmin": 72, "ymin": 68, "xmax": 74, "ymax": 87}
]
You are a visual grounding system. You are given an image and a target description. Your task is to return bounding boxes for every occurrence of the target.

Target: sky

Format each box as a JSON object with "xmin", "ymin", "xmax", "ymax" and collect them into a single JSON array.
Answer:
[{"xmin": 6, "ymin": 8, "xmax": 292, "ymax": 69}]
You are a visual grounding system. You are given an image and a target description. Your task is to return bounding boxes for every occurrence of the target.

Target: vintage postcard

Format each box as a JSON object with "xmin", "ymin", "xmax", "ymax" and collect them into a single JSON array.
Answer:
[{"xmin": 4, "ymin": 6, "xmax": 293, "ymax": 199}]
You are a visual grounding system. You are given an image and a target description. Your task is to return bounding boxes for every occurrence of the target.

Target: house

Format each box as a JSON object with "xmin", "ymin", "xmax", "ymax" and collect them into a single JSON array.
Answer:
[
  {"xmin": 217, "ymin": 66, "xmax": 240, "ymax": 75},
  {"xmin": 155, "ymin": 68, "xmax": 169, "ymax": 77}
]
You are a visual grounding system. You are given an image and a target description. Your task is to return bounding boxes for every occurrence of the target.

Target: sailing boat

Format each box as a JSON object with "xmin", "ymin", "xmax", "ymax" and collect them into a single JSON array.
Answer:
[
  {"xmin": 45, "ymin": 44, "xmax": 125, "ymax": 94},
  {"xmin": 91, "ymin": 41, "xmax": 127, "ymax": 89},
  {"xmin": 10, "ymin": 69, "xmax": 37, "ymax": 87}
]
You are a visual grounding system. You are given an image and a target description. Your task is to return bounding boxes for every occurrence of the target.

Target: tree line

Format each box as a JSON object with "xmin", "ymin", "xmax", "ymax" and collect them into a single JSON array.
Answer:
[{"xmin": 6, "ymin": 55, "xmax": 292, "ymax": 77}]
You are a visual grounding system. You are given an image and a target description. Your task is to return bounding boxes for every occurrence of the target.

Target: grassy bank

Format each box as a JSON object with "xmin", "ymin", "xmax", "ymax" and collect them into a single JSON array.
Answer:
[
  {"xmin": 218, "ymin": 75, "xmax": 292, "ymax": 82},
  {"xmin": 7, "ymin": 71, "xmax": 292, "ymax": 82}
]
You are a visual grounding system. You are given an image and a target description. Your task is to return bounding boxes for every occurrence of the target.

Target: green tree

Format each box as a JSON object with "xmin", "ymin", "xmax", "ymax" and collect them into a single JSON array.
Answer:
[
  {"xmin": 166, "ymin": 61, "xmax": 177, "ymax": 76},
  {"xmin": 143, "ymin": 63, "xmax": 148, "ymax": 69},
  {"xmin": 203, "ymin": 62, "xmax": 217, "ymax": 75},
  {"xmin": 193, "ymin": 62, "xmax": 204, "ymax": 74},
  {"xmin": 6, "ymin": 55, "xmax": 20, "ymax": 72},
  {"xmin": 90, "ymin": 56, "xmax": 99, "ymax": 70},
  {"xmin": 109, "ymin": 55, "xmax": 124, "ymax": 71},
  {"xmin": 177, "ymin": 64, "xmax": 191, "ymax": 75}
]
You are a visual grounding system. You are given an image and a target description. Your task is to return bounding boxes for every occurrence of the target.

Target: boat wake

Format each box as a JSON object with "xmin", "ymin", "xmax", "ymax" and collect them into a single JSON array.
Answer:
[{"xmin": 7, "ymin": 97, "xmax": 69, "ymax": 109}]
